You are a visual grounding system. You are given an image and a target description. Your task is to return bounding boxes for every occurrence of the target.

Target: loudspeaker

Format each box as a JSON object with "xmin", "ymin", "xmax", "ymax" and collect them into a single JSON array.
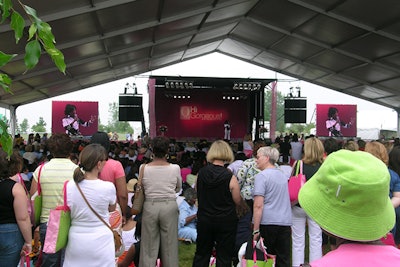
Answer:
[
  {"xmin": 119, "ymin": 107, "xmax": 143, "ymax": 121},
  {"xmin": 284, "ymin": 110, "xmax": 306, "ymax": 123},
  {"xmin": 119, "ymin": 94, "xmax": 143, "ymax": 121},
  {"xmin": 119, "ymin": 95, "xmax": 142, "ymax": 106},
  {"xmin": 284, "ymin": 98, "xmax": 307, "ymax": 109}
]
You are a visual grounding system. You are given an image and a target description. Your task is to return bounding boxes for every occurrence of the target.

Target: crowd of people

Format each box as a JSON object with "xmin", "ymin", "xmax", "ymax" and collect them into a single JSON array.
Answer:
[{"xmin": 1, "ymin": 131, "xmax": 400, "ymax": 266}]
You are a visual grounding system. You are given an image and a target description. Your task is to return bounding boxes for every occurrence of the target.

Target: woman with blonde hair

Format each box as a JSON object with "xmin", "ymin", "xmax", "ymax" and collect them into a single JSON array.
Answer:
[
  {"xmin": 193, "ymin": 140, "xmax": 241, "ymax": 267},
  {"xmin": 291, "ymin": 137, "xmax": 325, "ymax": 267}
]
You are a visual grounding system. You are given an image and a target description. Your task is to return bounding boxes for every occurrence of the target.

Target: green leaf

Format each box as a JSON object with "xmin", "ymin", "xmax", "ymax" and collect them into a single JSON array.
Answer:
[
  {"xmin": 38, "ymin": 22, "xmax": 56, "ymax": 48},
  {"xmin": 0, "ymin": 130, "xmax": 13, "ymax": 158},
  {"xmin": 24, "ymin": 40, "xmax": 41, "ymax": 69},
  {"xmin": 0, "ymin": 0, "xmax": 12, "ymax": 23},
  {"xmin": 0, "ymin": 51, "xmax": 17, "ymax": 68},
  {"xmin": 28, "ymin": 24, "xmax": 37, "ymax": 41},
  {"xmin": 45, "ymin": 47, "xmax": 66, "ymax": 74},
  {"xmin": 10, "ymin": 11, "xmax": 25, "ymax": 43},
  {"xmin": 0, "ymin": 73, "xmax": 13, "ymax": 93},
  {"xmin": 23, "ymin": 5, "xmax": 38, "ymax": 21}
]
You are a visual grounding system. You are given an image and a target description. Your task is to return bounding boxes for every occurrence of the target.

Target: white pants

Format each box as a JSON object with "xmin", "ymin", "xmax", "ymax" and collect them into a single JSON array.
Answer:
[{"xmin": 291, "ymin": 205, "xmax": 322, "ymax": 267}]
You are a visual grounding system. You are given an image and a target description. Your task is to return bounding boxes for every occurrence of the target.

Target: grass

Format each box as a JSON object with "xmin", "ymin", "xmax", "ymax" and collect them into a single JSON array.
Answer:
[{"xmin": 179, "ymin": 242, "xmax": 196, "ymax": 267}]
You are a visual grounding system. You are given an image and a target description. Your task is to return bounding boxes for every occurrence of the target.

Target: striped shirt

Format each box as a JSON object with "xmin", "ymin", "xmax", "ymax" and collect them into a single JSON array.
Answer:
[{"xmin": 33, "ymin": 158, "xmax": 77, "ymax": 223}]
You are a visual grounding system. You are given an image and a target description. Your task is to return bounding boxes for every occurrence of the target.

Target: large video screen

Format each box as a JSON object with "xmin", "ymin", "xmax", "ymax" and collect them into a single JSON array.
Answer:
[
  {"xmin": 52, "ymin": 101, "xmax": 98, "ymax": 136},
  {"xmin": 316, "ymin": 104, "xmax": 357, "ymax": 137}
]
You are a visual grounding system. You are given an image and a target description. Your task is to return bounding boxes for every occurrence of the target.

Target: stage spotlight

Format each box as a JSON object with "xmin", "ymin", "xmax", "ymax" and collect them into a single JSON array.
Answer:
[
  {"xmin": 173, "ymin": 95, "xmax": 177, "ymax": 98},
  {"xmin": 187, "ymin": 95, "xmax": 191, "ymax": 99},
  {"xmin": 165, "ymin": 82, "xmax": 170, "ymax": 88},
  {"xmin": 223, "ymin": 96, "xmax": 226, "ymax": 99}
]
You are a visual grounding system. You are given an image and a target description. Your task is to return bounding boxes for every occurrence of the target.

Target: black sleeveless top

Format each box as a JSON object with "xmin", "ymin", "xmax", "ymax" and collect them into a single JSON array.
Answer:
[
  {"xmin": 0, "ymin": 179, "xmax": 17, "ymax": 224},
  {"xmin": 197, "ymin": 164, "xmax": 237, "ymax": 222}
]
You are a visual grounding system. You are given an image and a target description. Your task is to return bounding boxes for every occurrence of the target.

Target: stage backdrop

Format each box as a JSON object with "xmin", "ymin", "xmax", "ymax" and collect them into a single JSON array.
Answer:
[
  {"xmin": 149, "ymin": 82, "xmax": 249, "ymax": 140},
  {"xmin": 316, "ymin": 104, "xmax": 357, "ymax": 137},
  {"xmin": 52, "ymin": 101, "xmax": 98, "ymax": 135}
]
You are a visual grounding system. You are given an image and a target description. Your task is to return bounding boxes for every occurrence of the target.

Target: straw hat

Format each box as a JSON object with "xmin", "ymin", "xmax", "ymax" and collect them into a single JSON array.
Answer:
[
  {"xmin": 299, "ymin": 149, "xmax": 395, "ymax": 242},
  {"xmin": 126, "ymin": 179, "xmax": 138, "ymax": 192}
]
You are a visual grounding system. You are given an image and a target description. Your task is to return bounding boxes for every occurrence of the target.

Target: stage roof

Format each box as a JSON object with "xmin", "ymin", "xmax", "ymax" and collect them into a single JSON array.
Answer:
[{"xmin": 1, "ymin": 0, "xmax": 400, "ymax": 112}]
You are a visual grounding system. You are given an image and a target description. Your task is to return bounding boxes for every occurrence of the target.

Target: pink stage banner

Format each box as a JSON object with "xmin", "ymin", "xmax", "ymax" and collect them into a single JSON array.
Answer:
[
  {"xmin": 149, "ymin": 87, "xmax": 249, "ymax": 140},
  {"xmin": 316, "ymin": 104, "xmax": 357, "ymax": 137},
  {"xmin": 52, "ymin": 101, "xmax": 98, "ymax": 136}
]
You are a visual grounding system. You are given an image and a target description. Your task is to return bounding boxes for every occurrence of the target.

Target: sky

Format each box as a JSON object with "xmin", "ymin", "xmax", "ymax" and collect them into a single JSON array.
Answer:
[{"xmin": 12, "ymin": 52, "xmax": 398, "ymax": 134}]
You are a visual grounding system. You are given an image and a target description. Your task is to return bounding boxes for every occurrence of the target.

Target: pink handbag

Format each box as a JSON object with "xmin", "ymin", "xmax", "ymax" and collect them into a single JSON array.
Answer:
[
  {"xmin": 43, "ymin": 181, "xmax": 71, "ymax": 253},
  {"xmin": 288, "ymin": 160, "xmax": 306, "ymax": 204}
]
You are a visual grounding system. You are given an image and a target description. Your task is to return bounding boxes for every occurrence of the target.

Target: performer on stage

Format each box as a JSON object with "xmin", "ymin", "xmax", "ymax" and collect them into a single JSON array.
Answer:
[
  {"xmin": 224, "ymin": 120, "xmax": 231, "ymax": 141},
  {"xmin": 62, "ymin": 104, "xmax": 94, "ymax": 135},
  {"xmin": 326, "ymin": 107, "xmax": 353, "ymax": 137}
]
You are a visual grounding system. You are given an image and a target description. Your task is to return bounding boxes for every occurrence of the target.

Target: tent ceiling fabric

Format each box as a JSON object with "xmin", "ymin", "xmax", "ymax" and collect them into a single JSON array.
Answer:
[{"xmin": 1, "ymin": 0, "xmax": 400, "ymax": 111}]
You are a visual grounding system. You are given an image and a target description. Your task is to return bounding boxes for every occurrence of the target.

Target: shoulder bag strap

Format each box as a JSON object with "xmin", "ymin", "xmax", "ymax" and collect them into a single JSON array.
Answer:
[
  {"xmin": 37, "ymin": 163, "xmax": 44, "ymax": 195},
  {"xmin": 62, "ymin": 180, "xmax": 69, "ymax": 208},
  {"xmin": 75, "ymin": 181, "xmax": 113, "ymax": 232},
  {"xmin": 299, "ymin": 160, "xmax": 303, "ymax": 175},
  {"xmin": 17, "ymin": 173, "xmax": 29, "ymax": 195}
]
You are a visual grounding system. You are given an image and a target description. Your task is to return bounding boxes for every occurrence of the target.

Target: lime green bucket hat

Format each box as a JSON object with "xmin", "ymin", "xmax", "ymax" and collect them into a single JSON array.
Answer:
[{"xmin": 299, "ymin": 149, "xmax": 395, "ymax": 242}]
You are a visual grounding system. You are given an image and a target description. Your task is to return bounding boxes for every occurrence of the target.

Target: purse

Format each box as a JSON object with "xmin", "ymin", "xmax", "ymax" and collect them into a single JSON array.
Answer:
[
  {"xmin": 43, "ymin": 180, "xmax": 71, "ymax": 253},
  {"xmin": 75, "ymin": 181, "xmax": 124, "ymax": 257},
  {"xmin": 131, "ymin": 164, "xmax": 146, "ymax": 215},
  {"xmin": 288, "ymin": 160, "xmax": 306, "ymax": 205},
  {"xmin": 31, "ymin": 164, "xmax": 45, "ymax": 226},
  {"xmin": 242, "ymin": 237, "xmax": 276, "ymax": 267},
  {"xmin": 17, "ymin": 173, "xmax": 35, "ymax": 226}
]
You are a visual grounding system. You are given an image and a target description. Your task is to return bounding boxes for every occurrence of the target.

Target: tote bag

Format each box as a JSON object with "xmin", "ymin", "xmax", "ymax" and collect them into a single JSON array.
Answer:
[
  {"xmin": 288, "ymin": 160, "xmax": 306, "ymax": 204},
  {"xmin": 43, "ymin": 180, "xmax": 71, "ymax": 253},
  {"xmin": 242, "ymin": 238, "xmax": 276, "ymax": 267},
  {"xmin": 31, "ymin": 164, "xmax": 44, "ymax": 226}
]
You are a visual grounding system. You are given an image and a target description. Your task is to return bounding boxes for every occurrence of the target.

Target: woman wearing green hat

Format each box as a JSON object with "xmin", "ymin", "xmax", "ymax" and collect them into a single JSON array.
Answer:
[{"xmin": 299, "ymin": 150, "xmax": 400, "ymax": 266}]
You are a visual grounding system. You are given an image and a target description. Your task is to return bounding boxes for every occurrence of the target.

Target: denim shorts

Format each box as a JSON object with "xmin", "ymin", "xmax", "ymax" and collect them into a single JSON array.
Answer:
[{"xmin": 0, "ymin": 223, "xmax": 24, "ymax": 266}]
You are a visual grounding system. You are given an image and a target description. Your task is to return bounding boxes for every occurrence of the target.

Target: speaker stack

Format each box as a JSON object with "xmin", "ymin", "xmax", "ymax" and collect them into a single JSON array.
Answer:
[
  {"xmin": 284, "ymin": 97, "xmax": 307, "ymax": 123},
  {"xmin": 118, "ymin": 95, "xmax": 144, "ymax": 121}
]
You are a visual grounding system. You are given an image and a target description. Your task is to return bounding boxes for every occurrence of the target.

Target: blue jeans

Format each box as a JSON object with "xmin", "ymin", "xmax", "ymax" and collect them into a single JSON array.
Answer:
[
  {"xmin": 0, "ymin": 223, "xmax": 24, "ymax": 266},
  {"xmin": 39, "ymin": 223, "xmax": 65, "ymax": 267}
]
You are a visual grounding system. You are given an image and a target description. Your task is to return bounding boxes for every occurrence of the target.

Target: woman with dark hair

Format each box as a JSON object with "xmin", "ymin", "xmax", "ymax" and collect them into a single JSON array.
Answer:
[
  {"xmin": 139, "ymin": 136, "xmax": 182, "ymax": 267},
  {"xmin": 30, "ymin": 133, "xmax": 77, "ymax": 267},
  {"xmin": 62, "ymin": 104, "xmax": 93, "ymax": 135},
  {"xmin": 325, "ymin": 107, "xmax": 352, "ymax": 137},
  {"xmin": 0, "ymin": 152, "xmax": 32, "ymax": 266},
  {"xmin": 63, "ymin": 144, "xmax": 116, "ymax": 267}
]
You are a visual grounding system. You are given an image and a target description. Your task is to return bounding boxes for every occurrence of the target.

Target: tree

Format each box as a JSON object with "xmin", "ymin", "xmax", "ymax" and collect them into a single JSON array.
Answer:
[
  {"xmin": 264, "ymin": 90, "xmax": 286, "ymax": 133},
  {"xmin": 286, "ymin": 123, "xmax": 315, "ymax": 135},
  {"xmin": 0, "ymin": 1, "xmax": 66, "ymax": 157},
  {"xmin": 107, "ymin": 102, "xmax": 133, "ymax": 133},
  {"xmin": 31, "ymin": 117, "xmax": 46, "ymax": 132},
  {"xmin": 19, "ymin": 118, "xmax": 29, "ymax": 133}
]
